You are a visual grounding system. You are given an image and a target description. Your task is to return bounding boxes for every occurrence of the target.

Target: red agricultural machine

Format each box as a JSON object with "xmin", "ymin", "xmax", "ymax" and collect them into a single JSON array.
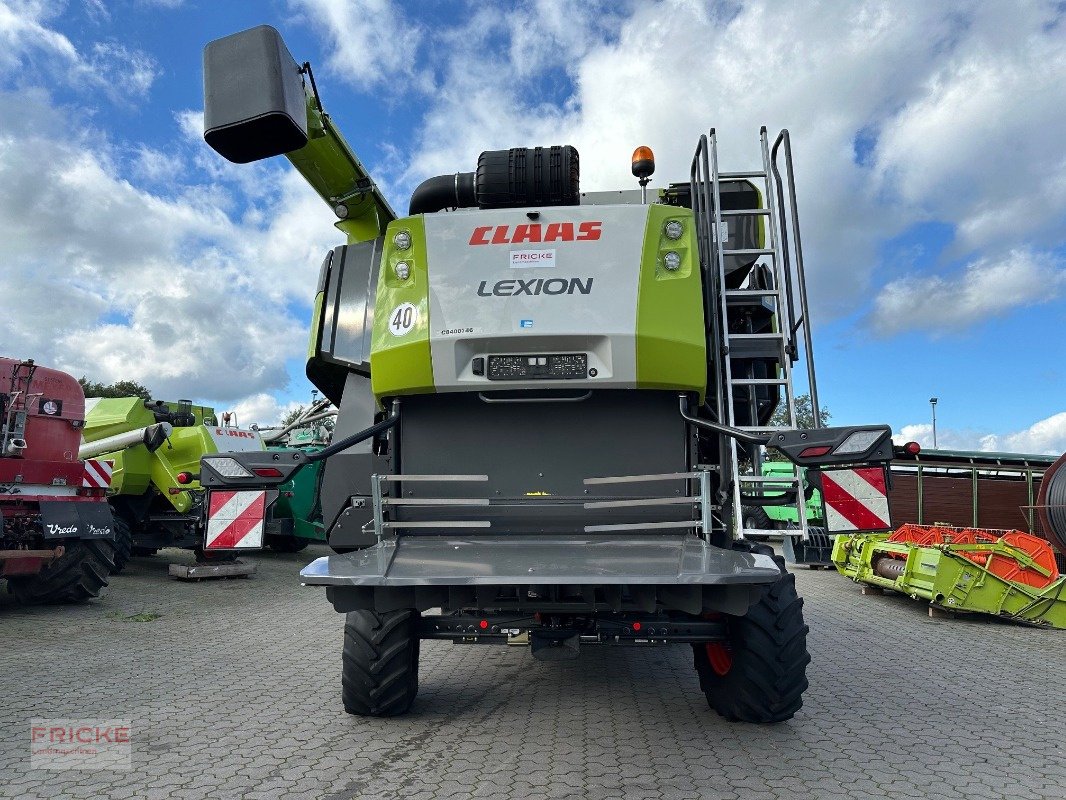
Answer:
[{"xmin": 1, "ymin": 358, "xmax": 118, "ymax": 603}]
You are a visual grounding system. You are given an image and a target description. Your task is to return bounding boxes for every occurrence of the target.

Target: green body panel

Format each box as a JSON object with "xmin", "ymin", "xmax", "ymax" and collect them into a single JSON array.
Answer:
[
  {"xmin": 107, "ymin": 448, "xmax": 153, "ymax": 496},
  {"xmin": 83, "ymin": 397, "xmax": 229, "ymax": 513},
  {"xmin": 370, "ymin": 217, "xmax": 435, "ymax": 400},
  {"xmin": 286, "ymin": 98, "xmax": 395, "ymax": 246},
  {"xmin": 761, "ymin": 460, "xmax": 824, "ymax": 526},
  {"xmin": 635, "ymin": 205, "xmax": 706, "ymax": 399},
  {"xmin": 271, "ymin": 447, "xmax": 326, "ymax": 542},
  {"xmin": 148, "ymin": 426, "xmax": 221, "ymax": 513},
  {"xmin": 833, "ymin": 533, "xmax": 1066, "ymax": 629},
  {"xmin": 81, "ymin": 397, "xmax": 157, "ymax": 442}
]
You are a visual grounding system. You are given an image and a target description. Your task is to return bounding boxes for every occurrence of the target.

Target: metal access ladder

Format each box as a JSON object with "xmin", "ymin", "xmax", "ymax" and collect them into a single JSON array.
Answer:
[{"xmin": 689, "ymin": 128, "xmax": 822, "ymax": 543}]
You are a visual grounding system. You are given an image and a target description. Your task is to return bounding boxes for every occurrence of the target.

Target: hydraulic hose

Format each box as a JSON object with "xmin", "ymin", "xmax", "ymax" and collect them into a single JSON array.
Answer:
[
  {"xmin": 1037, "ymin": 452, "xmax": 1066, "ymax": 553},
  {"xmin": 304, "ymin": 412, "xmax": 398, "ymax": 462}
]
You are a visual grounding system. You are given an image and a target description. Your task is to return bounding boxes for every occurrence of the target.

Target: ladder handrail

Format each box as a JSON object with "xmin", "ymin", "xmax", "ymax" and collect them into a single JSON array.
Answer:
[
  {"xmin": 771, "ymin": 129, "xmax": 822, "ymax": 429},
  {"xmin": 689, "ymin": 134, "xmax": 725, "ymax": 428},
  {"xmin": 687, "ymin": 128, "xmax": 812, "ymax": 542}
]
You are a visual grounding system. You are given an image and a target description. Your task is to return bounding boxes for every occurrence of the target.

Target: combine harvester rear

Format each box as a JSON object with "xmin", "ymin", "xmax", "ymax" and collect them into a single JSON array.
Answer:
[
  {"xmin": 80, "ymin": 398, "xmax": 265, "ymax": 579},
  {"xmin": 198, "ymin": 25, "xmax": 899, "ymax": 722},
  {"xmin": 833, "ymin": 524, "xmax": 1066, "ymax": 628}
]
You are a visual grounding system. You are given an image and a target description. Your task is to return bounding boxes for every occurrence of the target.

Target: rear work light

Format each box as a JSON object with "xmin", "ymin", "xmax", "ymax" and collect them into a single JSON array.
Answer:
[
  {"xmin": 202, "ymin": 457, "xmax": 253, "ymax": 479},
  {"xmin": 833, "ymin": 430, "xmax": 883, "ymax": 456}
]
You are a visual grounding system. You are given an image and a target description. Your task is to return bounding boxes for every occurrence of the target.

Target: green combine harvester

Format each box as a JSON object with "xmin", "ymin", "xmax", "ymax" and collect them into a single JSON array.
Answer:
[
  {"xmin": 197, "ymin": 25, "xmax": 901, "ymax": 723},
  {"xmin": 80, "ymin": 397, "xmax": 267, "ymax": 569}
]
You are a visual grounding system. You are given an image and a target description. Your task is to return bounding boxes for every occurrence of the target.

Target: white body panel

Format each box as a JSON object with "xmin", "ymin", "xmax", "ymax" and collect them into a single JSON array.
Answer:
[
  {"xmin": 422, "ymin": 205, "xmax": 649, "ymax": 392},
  {"xmin": 205, "ymin": 426, "xmax": 265, "ymax": 453}
]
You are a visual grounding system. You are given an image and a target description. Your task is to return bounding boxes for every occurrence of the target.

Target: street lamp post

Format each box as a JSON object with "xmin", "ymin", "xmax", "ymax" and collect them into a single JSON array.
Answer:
[{"xmin": 930, "ymin": 397, "xmax": 938, "ymax": 449}]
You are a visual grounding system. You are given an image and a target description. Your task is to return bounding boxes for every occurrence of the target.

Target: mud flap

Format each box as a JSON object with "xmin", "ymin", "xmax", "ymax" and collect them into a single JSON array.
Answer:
[{"xmin": 38, "ymin": 501, "xmax": 115, "ymax": 541}]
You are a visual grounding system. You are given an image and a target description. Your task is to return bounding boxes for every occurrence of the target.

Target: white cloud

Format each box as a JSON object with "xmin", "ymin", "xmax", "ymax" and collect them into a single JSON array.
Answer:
[
  {"xmin": 0, "ymin": 0, "xmax": 159, "ymax": 99},
  {"xmin": 872, "ymin": 4, "xmax": 1066, "ymax": 256},
  {"xmin": 288, "ymin": 0, "xmax": 429, "ymax": 90},
  {"xmin": 0, "ymin": 88, "xmax": 341, "ymax": 402},
  {"xmin": 294, "ymin": 1, "xmax": 1066, "ymax": 323},
  {"xmin": 868, "ymin": 248, "xmax": 1065, "ymax": 335},
  {"xmin": 85, "ymin": 41, "xmax": 158, "ymax": 98},
  {"xmin": 979, "ymin": 412, "xmax": 1066, "ymax": 456},
  {"xmin": 896, "ymin": 412, "xmax": 1066, "ymax": 456},
  {"xmin": 220, "ymin": 393, "xmax": 305, "ymax": 429}
]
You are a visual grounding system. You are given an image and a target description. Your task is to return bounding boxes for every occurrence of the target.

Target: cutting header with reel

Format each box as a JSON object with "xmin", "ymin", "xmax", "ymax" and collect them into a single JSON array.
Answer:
[{"xmin": 199, "ymin": 25, "xmax": 896, "ymax": 723}]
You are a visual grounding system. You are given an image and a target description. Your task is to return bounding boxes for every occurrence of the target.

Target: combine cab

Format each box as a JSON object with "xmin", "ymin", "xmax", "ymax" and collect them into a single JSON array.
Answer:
[
  {"xmin": 199, "ymin": 25, "xmax": 896, "ymax": 723},
  {"xmin": 1, "ymin": 359, "xmax": 117, "ymax": 603}
]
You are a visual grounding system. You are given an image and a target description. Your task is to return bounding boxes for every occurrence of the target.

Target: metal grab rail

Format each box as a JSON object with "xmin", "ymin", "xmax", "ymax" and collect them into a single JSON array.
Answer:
[
  {"xmin": 770, "ymin": 129, "xmax": 821, "ymax": 428},
  {"xmin": 368, "ymin": 471, "xmax": 717, "ymax": 540}
]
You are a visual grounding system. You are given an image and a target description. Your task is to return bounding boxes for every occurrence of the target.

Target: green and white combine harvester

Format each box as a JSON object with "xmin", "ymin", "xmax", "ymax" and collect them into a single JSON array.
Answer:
[
  {"xmin": 79, "ymin": 397, "xmax": 313, "ymax": 572},
  {"xmin": 196, "ymin": 25, "xmax": 903, "ymax": 722}
]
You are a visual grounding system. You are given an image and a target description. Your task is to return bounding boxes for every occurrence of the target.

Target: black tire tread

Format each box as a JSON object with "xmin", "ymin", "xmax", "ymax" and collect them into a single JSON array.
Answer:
[
  {"xmin": 742, "ymin": 505, "xmax": 773, "ymax": 530},
  {"xmin": 7, "ymin": 539, "xmax": 114, "ymax": 604},
  {"xmin": 694, "ymin": 565, "xmax": 810, "ymax": 724},
  {"xmin": 267, "ymin": 535, "xmax": 309, "ymax": 553},
  {"xmin": 108, "ymin": 516, "xmax": 133, "ymax": 573},
  {"xmin": 342, "ymin": 609, "xmax": 419, "ymax": 717}
]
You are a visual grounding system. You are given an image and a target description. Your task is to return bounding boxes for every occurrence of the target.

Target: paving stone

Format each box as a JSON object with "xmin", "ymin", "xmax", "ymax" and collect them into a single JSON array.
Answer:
[{"xmin": 1, "ymin": 544, "xmax": 1063, "ymax": 799}]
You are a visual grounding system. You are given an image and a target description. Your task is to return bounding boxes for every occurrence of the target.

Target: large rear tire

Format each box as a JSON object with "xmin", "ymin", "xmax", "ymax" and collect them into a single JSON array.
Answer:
[
  {"xmin": 108, "ymin": 517, "xmax": 133, "ymax": 573},
  {"xmin": 266, "ymin": 535, "xmax": 309, "ymax": 553},
  {"xmin": 741, "ymin": 506, "xmax": 774, "ymax": 542},
  {"xmin": 342, "ymin": 609, "xmax": 419, "ymax": 717},
  {"xmin": 693, "ymin": 558, "xmax": 810, "ymax": 723},
  {"xmin": 7, "ymin": 539, "xmax": 114, "ymax": 604}
]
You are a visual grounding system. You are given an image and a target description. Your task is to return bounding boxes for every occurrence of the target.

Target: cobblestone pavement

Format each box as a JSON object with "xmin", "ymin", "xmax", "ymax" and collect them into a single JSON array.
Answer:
[{"xmin": 1, "ymin": 544, "xmax": 1063, "ymax": 799}]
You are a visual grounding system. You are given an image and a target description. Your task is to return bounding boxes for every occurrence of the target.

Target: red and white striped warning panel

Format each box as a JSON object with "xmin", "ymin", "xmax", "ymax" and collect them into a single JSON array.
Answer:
[
  {"xmin": 81, "ymin": 459, "xmax": 114, "ymax": 488},
  {"xmin": 205, "ymin": 490, "xmax": 267, "ymax": 550},
  {"xmin": 821, "ymin": 466, "xmax": 892, "ymax": 532}
]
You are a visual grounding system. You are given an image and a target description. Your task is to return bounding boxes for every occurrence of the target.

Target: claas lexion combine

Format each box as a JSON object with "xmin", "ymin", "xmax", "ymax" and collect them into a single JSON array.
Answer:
[{"xmin": 198, "ymin": 25, "xmax": 897, "ymax": 723}]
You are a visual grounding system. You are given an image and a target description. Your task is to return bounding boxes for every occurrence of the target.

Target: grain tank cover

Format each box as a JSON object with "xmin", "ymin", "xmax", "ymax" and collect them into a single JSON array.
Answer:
[{"xmin": 203, "ymin": 25, "xmax": 308, "ymax": 164}]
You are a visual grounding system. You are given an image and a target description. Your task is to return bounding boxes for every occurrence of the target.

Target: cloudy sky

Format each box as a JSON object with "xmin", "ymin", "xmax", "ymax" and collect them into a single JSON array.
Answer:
[{"xmin": 1, "ymin": 0, "xmax": 1064, "ymax": 452}]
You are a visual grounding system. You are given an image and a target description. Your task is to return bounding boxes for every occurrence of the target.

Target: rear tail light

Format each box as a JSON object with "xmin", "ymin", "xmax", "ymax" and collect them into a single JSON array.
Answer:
[
  {"xmin": 202, "ymin": 457, "xmax": 253, "ymax": 478},
  {"xmin": 904, "ymin": 441, "xmax": 921, "ymax": 455},
  {"xmin": 833, "ymin": 430, "xmax": 883, "ymax": 455},
  {"xmin": 176, "ymin": 472, "xmax": 193, "ymax": 485},
  {"xmin": 253, "ymin": 467, "xmax": 283, "ymax": 478},
  {"xmin": 799, "ymin": 445, "xmax": 831, "ymax": 458}
]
